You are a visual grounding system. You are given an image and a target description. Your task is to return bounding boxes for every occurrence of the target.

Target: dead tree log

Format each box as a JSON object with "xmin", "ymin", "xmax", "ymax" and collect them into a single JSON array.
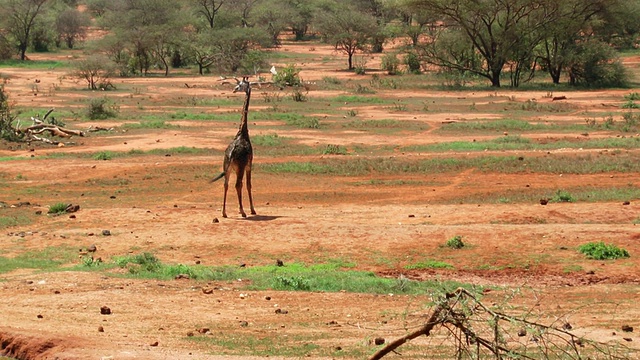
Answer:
[{"xmin": 11, "ymin": 109, "xmax": 85, "ymax": 145}]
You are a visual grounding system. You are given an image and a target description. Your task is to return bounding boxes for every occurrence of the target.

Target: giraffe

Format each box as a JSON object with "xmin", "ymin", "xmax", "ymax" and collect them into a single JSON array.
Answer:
[{"xmin": 210, "ymin": 77, "xmax": 256, "ymax": 218}]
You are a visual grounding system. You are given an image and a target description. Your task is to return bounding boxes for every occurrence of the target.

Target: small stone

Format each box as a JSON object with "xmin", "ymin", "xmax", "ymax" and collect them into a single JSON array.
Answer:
[
  {"xmin": 212, "ymin": 218, "xmax": 219, "ymax": 223},
  {"xmin": 408, "ymin": 214, "xmax": 415, "ymax": 218},
  {"xmin": 87, "ymin": 244, "xmax": 97, "ymax": 252},
  {"xmin": 239, "ymin": 321, "xmax": 249, "ymax": 327},
  {"xmin": 539, "ymin": 198, "xmax": 548, "ymax": 205},
  {"xmin": 623, "ymin": 337, "xmax": 632, "ymax": 342},
  {"xmin": 623, "ymin": 201, "xmax": 630, "ymax": 205},
  {"xmin": 563, "ymin": 322, "xmax": 572, "ymax": 330},
  {"xmin": 374, "ymin": 337, "xmax": 385, "ymax": 345},
  {"xmin": 276, "ymin": 259, "xmax": 284, "ymax": 267},
  {"xmin": 98, "ymin": 326, "xmax": 104, "ymax": 332},
  {"xmin": 622, "ymin": 325, "xmax": 634, "ymax": 333},
  {"xmin": 517, "ymin": 328, "xmax": 527, "ymax": 337},
  {"xmin": 100, "ymin": 306, "xmax": 111, "ymax": 315},
  {"xmin": 102, "ymin": 230, "xmax": 111, "ymax": 236},
  {"xmin": 187, "ymin": 331, "xmax": 195, "ymax": 337},
  {"xmin": 37, "ymin": 314, "xmax": 43, "ymax": 319},
  {"xmin": 69, "ymin": 214, "xmax": 76, "ymax": 219},
  {"xmin": 202, "ymin": 288, "xmax": 213, "ymax": 294},
  {"xmin": 150, "ymin": 341, "xmax": 158, "ymax": 347},
  {"xmin": 275, "ymin": 308, "xmax": 288, "ymax": 314},
  {"xmin": 175, "ymin": 274, "xmax": 190, "ymax": 280},
  {"xmin": 265, "ymin": 296, "xmax": 271, "ymax": 301},
  {"xmin": 35, "ymin": 210, "xmax": 42, "ymax": 215},
  {"xmin": 198, "ymin": 328, "xmax": 210, "ymax": 334},
  {"xmin": 110, "ymin": 195, "xmax": 116, "ymax": 199}
]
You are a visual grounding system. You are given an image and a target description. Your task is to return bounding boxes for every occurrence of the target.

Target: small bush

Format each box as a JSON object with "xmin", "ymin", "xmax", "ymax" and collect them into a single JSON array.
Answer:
[
  {"xmin": 273, "ymin": 275, "xmax": 311, "ymax": 290},
  {"xmin": 322, "ymin": 76, "xmax": 341, "ymax": 85},
  {"xmin": 48, "ymin": 203, "xmax": 69, "ymax": 214},
  {"xmin": 323, "ymin": 144, "xmax": 347, "ymax": 155},
  {"xmin": 552, "ymin": 190, "xmax": 574, "ymax": 203},
  {"xmin": 291, "ymin": 87, "xmax": 307, "ymax": 102},
  {"xmin": 404, "ymin": 52, "xmax": 421, "ymax": 74},
  {"xmin": 115, "ymin": 252, "xmax": 162, "ymax": 273},
  {"xmin": 446, "ymin": 235, "xmax": 465, "ymax": 249},
  {"xmin": 381, "ymin": 53, "xmax": 400, "ymax": 75},
  {"xmin": 624, "ymin": 92, "xmax": 640, "ymax": 101},
  {"xmin": 87, "ymin": 97, "xmax": 119, "ymax": 120},
  {"xmin": 578, "ymin": 242, "xmax": 630, "ymax": 260},
  {"xmin": 273, "ymin": 64, "xmax": 301, "ymax": 87},
  {"xmin": 93, "ymin": 151, "xmax": 114, "ymax": 160}
]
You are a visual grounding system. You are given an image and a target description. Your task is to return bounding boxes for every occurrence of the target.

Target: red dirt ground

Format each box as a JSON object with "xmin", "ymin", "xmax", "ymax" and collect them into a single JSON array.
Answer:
[{"xmin": 0, "ymin": 43, "xmax": 639, "ymax": 359}]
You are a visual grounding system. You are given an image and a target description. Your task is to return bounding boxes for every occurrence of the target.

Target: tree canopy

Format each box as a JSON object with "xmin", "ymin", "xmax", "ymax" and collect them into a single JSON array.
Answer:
[{"xmin": 0, "ymin": 0, "xmax": 636, "ymax": 87}]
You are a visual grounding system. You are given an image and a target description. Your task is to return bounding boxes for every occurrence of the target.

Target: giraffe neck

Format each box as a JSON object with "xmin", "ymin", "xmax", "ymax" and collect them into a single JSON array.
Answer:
[{"xmin": 238, "ymin": 87, "xmax": 251, "ymax": 137}]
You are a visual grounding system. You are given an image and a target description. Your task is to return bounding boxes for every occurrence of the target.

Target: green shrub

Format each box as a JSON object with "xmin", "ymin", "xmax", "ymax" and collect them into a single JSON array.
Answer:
[
  {"xmin": 578, "ymin": 242, "xmax": 630, "ymax": 260},
  {"xmin": 273, "ymin": 64, "xmax": 301, "ymax": 87},
  {"xmin": 552, "ymin": 190, "xmax": 574, "ymax": 203},
  {"xmin": 93, "ymin": 151, "xmax": 114, "ymax": 160},
  {"xmin": 87, "ymin": 97, "xmax": 119, "ymax": 120},
  {"xmin": 381, "ymin": 53, "xmax": 400, "ymax": 75},
  {"xmin": 48, "ymin": 203, "xmax": 69, "ymax": 214},
  {"xmin": 323, "ymin": 144, "xmax": 347, "ymax": 155},
  {"xmin": 114, "ymin": 252, "xmax": 162, "ymax": 273},
  {"xmin": 446, "ymin": 235, "xmax": 465, "ymax": 249},
  {"xmin": 404, "ymin": 52, "xmax": 421, "ymax": 74},
  {"xmin": 273, "ymin": 275, "xmax": 311, "ymax": 290}
]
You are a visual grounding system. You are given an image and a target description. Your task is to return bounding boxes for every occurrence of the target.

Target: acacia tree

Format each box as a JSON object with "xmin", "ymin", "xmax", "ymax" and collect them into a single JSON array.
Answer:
[
  {"xmin": 315, "ymin": 2, "xmax": 378, "ymax": 70},
  {"xmin": 99, "ymin": 0, "xmax": 185, "ymax": 76},
  {"xmin": 406, "ymin": 0, "xmax": 566, "ymax": 87},
  {"xmin": 55, "ymin": 7, "xmax": 91, "ymax": 49},
  {"xmin": 535, "ymin": 0, "xmax": 617, "ymax": 85},
  {"xmin": 72, "ymin": 54, "xmax": 116, "ymax": 90},
  {"xmin": 0, "ymin": 0, "xmax": 50, "ymax": 60},
  {"xmin": 252, "ymin": 0, "xmax": 296, "ymax": 46},
  {"xmin": 190, "ymin": 0, "xmax": 226, "ymax": 29}
]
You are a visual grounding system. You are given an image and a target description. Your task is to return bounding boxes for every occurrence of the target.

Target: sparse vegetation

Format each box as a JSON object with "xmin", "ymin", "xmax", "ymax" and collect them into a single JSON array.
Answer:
[
  {"xmin": 578, "ymin": 242, "xmax": 630, "ymax": 260},
  {"xmin": 47, "ymin": 202, "xmax": 69, "ymax": 214},
  {"xmin": 446, "ymin": 235, "xmax": 465, "ymax": 249}
]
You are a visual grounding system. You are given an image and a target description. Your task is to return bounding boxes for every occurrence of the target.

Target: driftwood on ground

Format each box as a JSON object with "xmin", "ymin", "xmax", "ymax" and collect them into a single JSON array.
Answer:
[
  {"xmin": 12, "ymin": 108, "xmax": 85, "ymax": 145},
  {"xmin": 369, "ymin": 287, "xmax": 634, "ymax": 360}
]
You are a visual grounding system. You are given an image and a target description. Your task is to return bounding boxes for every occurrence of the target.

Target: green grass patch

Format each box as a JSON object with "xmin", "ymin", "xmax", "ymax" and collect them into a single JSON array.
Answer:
[
  {"xmin": 265, "ymin": 113, "xmax": 320, "ymax": 128},
  {"xmin": 578, "ymin": 242, "xmax": 630, "ymax": 260},
  {"xmin": 404, "ymin": 260, "xmax": 454, "ymax": 270},
  {"xmin": 47, "ymin": 202, "xmax": 69, "ymax": 214},
  {"xmin": 122, "ymin": 120, "xmax": 180, "ymax": 129},
  {"xmin": 446, "ymin": 235, "xmax": 465, "ymax": 249},
  {"xmin": 331, "ymin": 95, "xmax": 386, "ymax": 104},
  {"xmin": 0, "ymin": 246, "xmax": 77, "ymax": 274},
  {"xmin": 103, "ymin": 253, "xmax": 471, "ymax": 294},
  {"xmin": 259, "ymin": 153, "xmax": 640, "ymax": 176},
  {"xmin": 93, "ymin": 151, "xmax": 115, "ymax": 160},
  {"xmin": 252, "ymin": 134, "xmax": 284, "ymax": 147},
  {"xmin": 438, "ymin": 119, "xmax": 585, "ymax": 133},
  {"xmin": 0, "ymin": 214, "xmax": 32, "ymax": 228},
  {"xmin": 0, "ymin": 59, "xmax": 68, "ymax": 69},
  {"xmin": 148, "ymin": 146, "xmax": 205, "ymax": 156}
]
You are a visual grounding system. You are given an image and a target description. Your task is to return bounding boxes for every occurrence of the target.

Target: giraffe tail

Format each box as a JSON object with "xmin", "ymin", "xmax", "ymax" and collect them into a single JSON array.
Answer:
[{"xmin": 210, "ymin": 172, "xmax": 225, "ymax": 183}]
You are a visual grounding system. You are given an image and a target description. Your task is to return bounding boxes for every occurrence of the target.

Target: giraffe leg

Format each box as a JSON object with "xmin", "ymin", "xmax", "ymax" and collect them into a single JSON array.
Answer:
[
  {"xmin": 235, "ymin": 169, "xmax": 247, "ymax": 217},
  {"xmin": 246, "ymin": 168, "xmax": 256, "ymax": 215},
  {"xmin": 221, "ymin": 173, "xmax": 230, "ymax": 218}
]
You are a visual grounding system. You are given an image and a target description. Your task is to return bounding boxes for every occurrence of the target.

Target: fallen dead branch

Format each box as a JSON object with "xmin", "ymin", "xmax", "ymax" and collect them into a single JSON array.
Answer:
[
  {"xmin": 11, "ymin": 108, "xmax": 85, "ymax": 145},
  {"xmin": 369, "ymin": 287, "xmax": 634, "ymax": 360}
]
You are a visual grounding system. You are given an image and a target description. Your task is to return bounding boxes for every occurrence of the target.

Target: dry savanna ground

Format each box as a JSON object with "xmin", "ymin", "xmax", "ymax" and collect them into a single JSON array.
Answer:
[{"xmin": 1, "ymin": 41, "xmax": 640, "ymax": 359}]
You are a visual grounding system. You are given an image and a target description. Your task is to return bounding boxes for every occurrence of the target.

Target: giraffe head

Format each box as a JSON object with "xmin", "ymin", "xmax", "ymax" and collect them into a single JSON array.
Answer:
[{"xmin": 233, "ymin": 77, "xmax": 250, "ymax": 94}]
